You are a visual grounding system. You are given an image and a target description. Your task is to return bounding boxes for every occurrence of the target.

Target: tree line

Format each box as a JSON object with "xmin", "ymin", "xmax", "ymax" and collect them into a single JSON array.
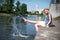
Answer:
[{"xmin": 0, "ymin": 0, "xmax": 28, "ymax": 16}]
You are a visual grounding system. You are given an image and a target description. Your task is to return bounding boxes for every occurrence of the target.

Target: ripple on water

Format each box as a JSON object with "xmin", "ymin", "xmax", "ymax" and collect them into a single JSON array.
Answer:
[{"xmin": 12, "ymin": 33, "xmax": 30, "ymax": 38}]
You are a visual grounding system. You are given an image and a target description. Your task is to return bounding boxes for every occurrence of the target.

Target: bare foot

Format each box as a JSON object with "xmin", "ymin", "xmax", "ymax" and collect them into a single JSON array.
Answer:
[
  {"xmin": 23, "ymin": 18, "xmax": 27, "ymax": 22},
  {"xmin": 46, "ymin": 25, "xmax": 49, "ymax": 28}
]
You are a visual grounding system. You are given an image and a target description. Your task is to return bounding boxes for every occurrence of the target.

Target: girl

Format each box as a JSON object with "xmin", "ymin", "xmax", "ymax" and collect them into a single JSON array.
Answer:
[{"xmin": 23, "ymin": 8, "xmax": 52, "ymax": 32}]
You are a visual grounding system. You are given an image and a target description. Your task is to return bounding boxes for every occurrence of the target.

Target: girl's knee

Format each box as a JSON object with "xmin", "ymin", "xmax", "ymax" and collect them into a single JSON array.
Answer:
[
  {"xmin": 35, "ymin": 23, "xmax": 40, "ymax": 27},
  {"xmin": 35, "ymin": 24, "xmax": 39, "ymax": 26}
]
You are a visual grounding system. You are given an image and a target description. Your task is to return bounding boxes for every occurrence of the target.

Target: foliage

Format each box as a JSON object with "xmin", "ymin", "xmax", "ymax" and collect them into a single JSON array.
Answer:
[
  {"xmin": 20, "ymin": 3, "xmax": 27, "ymax": 15},
  {"xmin": 15, "ymin": 1, "xmax": 27, "ymax": 16},
  {"xmin": 0, "ymin": 0, "xmax": 27, "ymax": 16},
  {"xmin": 0, "ymin": 0, "xmax": 14, "ymax": 13},
  {"xmin": 15, "ymin": 1, "xmax": 20, "ymax": 15}
]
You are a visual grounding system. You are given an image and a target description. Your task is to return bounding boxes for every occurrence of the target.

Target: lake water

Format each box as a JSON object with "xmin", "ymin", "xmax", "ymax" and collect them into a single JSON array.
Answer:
[{"xmin": 0, "ymin": 15, "xmax": 43, "ymax": 40}]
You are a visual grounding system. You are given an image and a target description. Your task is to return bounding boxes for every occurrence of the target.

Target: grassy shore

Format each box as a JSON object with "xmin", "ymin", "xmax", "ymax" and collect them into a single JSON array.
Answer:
[
  {"xmin": 0, "ymin": 13, "xmax": 11, "ymax": 24},
  {"xmin": 0, "ymin": 13, "xmax": 11, "ymax": 16}
]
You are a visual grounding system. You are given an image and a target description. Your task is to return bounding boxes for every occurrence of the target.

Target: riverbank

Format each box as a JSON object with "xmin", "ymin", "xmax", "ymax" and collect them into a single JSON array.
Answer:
[
  {"xmin": 0, "ymin": 13, "xmax": 12, "ymax": 24},
  {"xmin": 0, "ymin": 13, "xmax": 11, "ymax": 16}
]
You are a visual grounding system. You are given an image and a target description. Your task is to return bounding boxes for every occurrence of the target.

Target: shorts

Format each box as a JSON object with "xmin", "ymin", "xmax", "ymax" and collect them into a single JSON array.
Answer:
[{"xmin": 39, "ymin": 21, "xmax": 46, "ymax": 27}]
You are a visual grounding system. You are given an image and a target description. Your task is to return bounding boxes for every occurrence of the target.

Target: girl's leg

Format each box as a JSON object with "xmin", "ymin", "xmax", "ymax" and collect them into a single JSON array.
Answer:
[
  {"xmin": 23, "ymin": 18, "xmax": 39, "ymax": 24},
  {"xmin": 35, "ymin": 24, "xmax": 40, "ymax": 32},
  {"xmin": 23, "ymin": 18, "xmax": 40, "ymax": 32}
]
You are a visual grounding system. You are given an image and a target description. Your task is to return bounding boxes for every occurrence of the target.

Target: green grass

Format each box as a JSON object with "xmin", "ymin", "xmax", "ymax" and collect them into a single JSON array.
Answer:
[{"xmin": 0, "ymin": 13, "xmax": 11, "ymax": 16}]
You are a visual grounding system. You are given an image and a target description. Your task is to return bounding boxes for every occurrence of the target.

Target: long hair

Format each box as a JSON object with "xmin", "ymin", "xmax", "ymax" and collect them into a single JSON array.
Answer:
[{"xmin": 43, "ymin": 8, "xmax": 49, "ymax": 13}]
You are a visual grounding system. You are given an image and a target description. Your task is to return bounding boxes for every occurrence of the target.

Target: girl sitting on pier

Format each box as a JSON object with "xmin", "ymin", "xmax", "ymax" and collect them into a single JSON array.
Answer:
[{"xmin": 23, "ymin": 8, "xmax": 52, "ymax": 32}]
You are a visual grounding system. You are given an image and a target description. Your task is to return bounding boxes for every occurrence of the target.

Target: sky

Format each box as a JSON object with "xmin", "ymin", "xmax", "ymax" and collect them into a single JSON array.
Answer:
[{"xmin": 14, "ymin": 0, "xmax": 51, "ymax": 11}]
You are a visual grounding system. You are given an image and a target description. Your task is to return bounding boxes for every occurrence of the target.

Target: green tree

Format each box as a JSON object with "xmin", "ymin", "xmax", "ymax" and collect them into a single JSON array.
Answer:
[
  {"xmin": 15, "ymin": 1, "xmax": 20, "ymax": 15},
  {"xmin": 0, "ymin": 0, "xmax": 4, "ymax": 11},
  {"xmin": 5, "ymin": 0, "xmax": 14, "ymax": 12},
  {"xmin": 0, "ymin": 0, "xmax": 14, "ymax": 13},
  {"xmin": 2, "ymin": 4, "xmax": 8, "ymax": 12},
  {"xmin": 20, "ymin": 3, "xmax": 27, "ymax": 15}
]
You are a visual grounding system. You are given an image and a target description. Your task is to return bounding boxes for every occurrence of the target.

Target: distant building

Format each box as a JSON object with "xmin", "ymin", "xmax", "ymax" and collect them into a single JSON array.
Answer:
[
  {"xmin": 31, "ymin": 11, "xmax": 35, "ymax": 14},
  {"xmin": 36, "ymin": 4, "xmax": 42, "ymax": 14},
  {"xmin": 50, "ymin": 0, "xmax": 60, "ymax": 18}
]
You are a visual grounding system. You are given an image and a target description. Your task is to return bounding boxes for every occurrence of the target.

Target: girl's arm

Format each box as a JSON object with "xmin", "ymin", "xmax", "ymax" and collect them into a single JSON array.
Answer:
[
  {"xmin": 47, "ymin": 14, "xmax": 52, "ymax": 25},
  {"xmin": 23, "ymin": 18, "xmax": 38, "ymax": 24}
]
